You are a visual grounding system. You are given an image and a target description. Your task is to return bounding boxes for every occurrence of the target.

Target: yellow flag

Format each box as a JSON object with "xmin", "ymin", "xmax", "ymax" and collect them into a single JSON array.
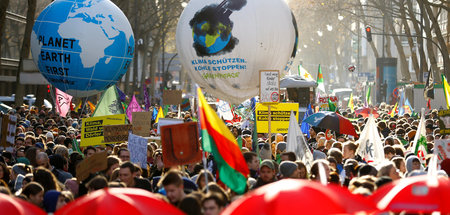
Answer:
[
  {"xmin": 443, "ymin": 75, "xmax": 450, "ymax": 109},
  {"xmin": 390, "ymin": 102, "xmax": 398, "ymax": 117},
  {"xmin": 87, "ymin": 101, "xmax": 96, "ymax": 113},
  {"xmin": 75, "ymin": 100, "xmax": 82, "ymax": 112},
  {"xmin": 348, "ymin": 93, "xmax": 354, "ymax": 113},
  {"xmin": 155, "ymin": 106, "xmax": 164, "ymax": 123}
]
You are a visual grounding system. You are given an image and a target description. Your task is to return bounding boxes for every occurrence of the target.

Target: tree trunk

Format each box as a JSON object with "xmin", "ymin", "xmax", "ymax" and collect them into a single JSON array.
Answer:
[
  {"xmin": 423, "ymin": 2, "xmax": 450, "ymax": 79},
  {"xmin": 148, "ymin": 37, "xmax": 161, "ymax": 100},
  {"xmin": 399, "ymin": 0, "xmax": 420, "ymax": 80},
  {"xmin": 15, "ymin": 0, "xmax": 36, "ymax": 107},
  {"xmin": 419, "ymin": 2, "xmax": 440, "ymax": 82},
  {"xmin": 386, "ymin": 19, "xmax": 411, "ymax": 81},
  {"xmin": 406, "ymin": 0, "xmax": 428, "ymax": 82},
  {"xmin": 0, "ymin": 0, "xmax": 10, "ymax": 72}
]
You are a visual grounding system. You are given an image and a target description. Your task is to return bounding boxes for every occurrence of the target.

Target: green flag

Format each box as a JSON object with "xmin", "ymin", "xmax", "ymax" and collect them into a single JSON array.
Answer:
[
  {"xmin": 317, "ymin": 64, "xmax": 325, "ymax": 93},
  {"xmin": 92, "ymin": 85, "xmax": 125, "ymax": 117},
  {"xmin": 366, "ymin": 85, "xmax": 372, "ymax": 105},
  {"xmin": 328, "ymin": 97, "xmax": 336, "ymax": 112}
]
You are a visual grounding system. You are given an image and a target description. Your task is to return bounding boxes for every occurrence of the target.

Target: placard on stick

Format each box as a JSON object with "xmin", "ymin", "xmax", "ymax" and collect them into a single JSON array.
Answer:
[
  {"xmin": 259, "ymin": 70, "xmax": 280, "ymax": 103},
  {"xmin": 161, "ymin": 122, "xmax": 202, "ymax": 167},
  {"xmin": 1, "ymin": 114, "xmax": 17, "ymax": 148},
  {"xmin": 103, "ymin": 124, "xmax": 132, "ymax": 143},
  {"xmin": 76, "ymin": 151, "xmax": 108, "ymax": 182},
  {"xmin": 163, "ymin": 90, "xmax": 182, "ymax": 105},
  {"xmin": 132, "ymin": 112, "xmax": 152, "ymax": 137}
]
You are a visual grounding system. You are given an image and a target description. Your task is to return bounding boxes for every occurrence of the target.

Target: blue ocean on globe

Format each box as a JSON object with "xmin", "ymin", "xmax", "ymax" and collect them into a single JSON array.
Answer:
[
  {"xmin": 31, "ymin": 0, "xmax": 134, "ymax": 97},
  {"xmin": 193, "ymin": 21, "xmax": 231, "ymax": 54}
]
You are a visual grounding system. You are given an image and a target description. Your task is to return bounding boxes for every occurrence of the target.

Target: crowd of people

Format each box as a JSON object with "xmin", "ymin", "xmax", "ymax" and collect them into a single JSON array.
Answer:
[{"xmin": 0, "ymin": 102, "xmax": 449, "ymax": 214}]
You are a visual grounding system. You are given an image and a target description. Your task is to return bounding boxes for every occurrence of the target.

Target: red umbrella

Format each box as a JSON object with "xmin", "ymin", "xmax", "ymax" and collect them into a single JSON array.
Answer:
[
  {"xmin": 0, "ymin": 193, "xmax": 46, "ymax": 215},
  {"xmin": 370, "ymin": 175, "xmax": 450, "ymax": 213},
  {"xmin": 221, "ymin": 179, "xmax": 377, "ymax": 215},
  {"xmin": 55, "ymin": 188, "xmax": 185, "ymax": 215},
  {"xmin": 355, "ymin": 107, "xmax": 379, "ymax": 118}
]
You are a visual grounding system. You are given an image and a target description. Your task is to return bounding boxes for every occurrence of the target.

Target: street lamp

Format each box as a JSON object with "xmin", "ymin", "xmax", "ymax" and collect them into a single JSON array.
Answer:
[{"xmin": 326, "ymin": 25, "xmax": 333, "ymax": 31}]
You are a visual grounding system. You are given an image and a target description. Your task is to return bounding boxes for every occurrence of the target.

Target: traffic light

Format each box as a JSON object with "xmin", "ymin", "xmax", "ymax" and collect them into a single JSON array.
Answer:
[
  {"xmin": 47, "ymin": 85, "xmax": 51, "ymax": 93},
  {"xmin": 365, "ymin": 26, "xmax": 372, "ymax": 42}
]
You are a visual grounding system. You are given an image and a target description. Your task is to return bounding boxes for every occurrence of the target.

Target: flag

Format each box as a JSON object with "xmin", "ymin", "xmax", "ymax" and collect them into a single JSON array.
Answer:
[
  {"xmin": 87, "ymin": 101, "xmax": 96, "ymax": 113},
  {"xmin": 398, "ymin": 89, "xmax": 406, "ymax": 116},
  {"xmin": 404, "ymin": 98, "xmax": 413, "ymax": 114},
  {"xmin": 152, "ymin": 107, "xmax": 158, "ymax": 120},
  {"xmin": 287, "ymin": 110, "xmax": 313, "ymax": 169},
  {"xmin": 389, "ymin": 102, "xmax": 398, "ymax": 117},
  {"xmin": 424, "ymin": 69, "xmax": 434, "ymax": 100},
  {"xmin": 317, "ymin": 64, "xmax": 326, "ymax": 93},
  {"xmin": 348, "ymin": 93, "xmax": 354, "ymax": 112},
  {"xmin": 328, "ymin": 97, "xmax": 337, "ymax": 112},
  {"xmin": 143, "ymin": 84, "xmax": 151, "ymax": 111},
  {"xmin": 301, "ymin": 104, "xmax": 313, "ymax": 138},
  {"xmin": 355, "ymin": 115, "xmax": 385, "ymax": 162},
  {"xmin": 411, "ymin": 109, "xmax": 429, "ymax": 164},
  {"xmin": 198, "ymin": 87, "xmax": 249, "ymax": 194},
  {"xmin": 93, "ymin": 85, "xmax": 124, "ymax": 117},
  {"xmin": 365, "ymin": 85, "xmax": 371, "ymax": 106},
  {"xmin": 442, "ymin": 74, "xmax": 450, "ymax": 109},
  {"xmin": 299, "ymin": 64, "xmax": 315, "ymax": 81},
  {"xmin": 217, "ymin": 100, "xmax": 233, "ymax": 121},
  {"xmin": 55, "ymin": 88, "xmax": 73, "ymax": 117},
  {"xmin": 126, "ymin": 95, "xmax": 143, "ymax": 123},
  {"xmin": 155, "ymin": 106, "xmax": 164, "ymax": 123},
  {"xmin": 116, "ymin": 86, "xmax": 126, "ymax": 102},
  {"xmin": 75, "ymin": 100, "xmax": 82, "ymax": 112}
]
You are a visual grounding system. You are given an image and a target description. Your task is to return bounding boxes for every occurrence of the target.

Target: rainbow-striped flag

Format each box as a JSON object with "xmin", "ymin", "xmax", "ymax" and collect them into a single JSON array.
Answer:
[{"xmin": 198, "ymin": 88, "xmax": 249, "ymax": 194}]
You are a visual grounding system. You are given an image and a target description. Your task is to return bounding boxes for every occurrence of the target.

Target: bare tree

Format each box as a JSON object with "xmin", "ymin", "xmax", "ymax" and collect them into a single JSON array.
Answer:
[
  {"xmin": 14, "ymin": 0, "xmax": 36, "ymax": 107},
  {"xmin": 0, "ymin": 0, "xmax": 10, "ymax": 72}
]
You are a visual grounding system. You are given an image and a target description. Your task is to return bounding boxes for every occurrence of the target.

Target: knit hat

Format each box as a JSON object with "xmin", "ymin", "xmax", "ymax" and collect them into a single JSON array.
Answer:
[
  {"xmin": 46, "ymin": 132, "xmax": 54, "ymax": 140},
  {"xmin": 12, "ymin": 164, "xmax": 27, "ymax": 176},
  {"xmin": 35, "ymin": 142, "xmax": 45, "ymax": 149},
  {"xmin": 259, "ymin": 143, "xmax": 272, "ymax": 160},
  {"xmin": 279, "ymin": 161, "xmax": 298, "ymax": 177},
  {"xmin": 276, "ymin": 142, "xmax": 287, "ymax": 152},
  {"xmin": 260, "ymin": 159, "xmax": 275, "ymax": 171},
  {"xmin": 16, "ymin": 157, "xmax": 30, "ymax": 165},
  {"xmin": 43, "ymin": 190, "xmax": 62, "ymax": 213},
  {"xmin": 313, "ymin": 150, "xmax": 327, "ymax": 160}
]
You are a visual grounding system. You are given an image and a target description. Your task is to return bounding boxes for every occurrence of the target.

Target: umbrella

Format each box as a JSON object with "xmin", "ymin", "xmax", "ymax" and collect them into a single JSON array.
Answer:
[
  {"xmin": 355, "ymin": 107, "xmax": 379, "ymax": 118},
  {"xmin": 0, "ymin": 193, "xmax": 46, "ymax": 215},
  {"xmin": 221, "ymin": 179, "xmax": 377, "ymax": 215},
  {"xmin": 303, "ymin": 111, "xmax": 358, "ymax": 137},
  {"xmin": 55, "ymin": 188, "xmax": 185, "ymax": 215},
  {"xmin": 370, "ymin": 175, "xmax": 450, "ymax": 213}
]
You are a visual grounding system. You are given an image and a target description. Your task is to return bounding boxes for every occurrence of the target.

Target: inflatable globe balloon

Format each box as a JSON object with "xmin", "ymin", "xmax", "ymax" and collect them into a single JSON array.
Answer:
[
  {"xmin": 31, "ymin": 0, "xmax": 134, "ymax": 97},
  {"xmin": 176, "ymin": 0, "xmax": 297, "ymax": 104}
]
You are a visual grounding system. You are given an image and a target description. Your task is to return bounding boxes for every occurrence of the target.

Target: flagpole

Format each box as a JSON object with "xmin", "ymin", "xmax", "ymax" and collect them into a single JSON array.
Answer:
[{"xmin": 268, "ymin": 105, "xmax": 272, "ymax": 157}]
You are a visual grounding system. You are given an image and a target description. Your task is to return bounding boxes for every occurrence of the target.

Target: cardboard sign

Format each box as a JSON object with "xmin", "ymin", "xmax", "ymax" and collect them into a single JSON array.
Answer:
[
  {"xmin": 104, "ymin": 124, "xmax": 132, "ymax": 143},
  {"xmin": 1, "ymin": 114, "xmax": 17, "ymax": 147},
  {"xmin": 163, "ymin": 90, "xmax": 182, "ymax": 105},
  {"xmin": 161, "ymin": 122, "xmax": 202, "ymax": 167},
  {"xmin": 318, "ymin": 96, "xmax": 338, "ymax": 111},
  {"xmin": 434, "ymin": 139, "xmax": 450, "ymax": 163},
  {"xmin": 128, "ymin": 133, "xmax": 148, "ymax": 169},
  {"xmin": 76, "ymin": 151, "xmax": 108, "ymax": 182},
  {"xmin": 438, "ymin": 110, "xmax": 450, "ymax": 135},
  {"xmin": 255, "ymin": 103, "xmax": 299, "ymax": 133},
  {"xmin": 259, "ymin": 70, "xmax": 280, "ymax": 103},
  {"xmin": 157, "ymin": 118, "xmax": 184, "ymax": 134},
  {"xmin": 132, "ymin": 112, "xmax": 152, "ymax": 137},
  {"xmin": 80, "ymin": 114, "xmax": 126, "ymax": 146}
]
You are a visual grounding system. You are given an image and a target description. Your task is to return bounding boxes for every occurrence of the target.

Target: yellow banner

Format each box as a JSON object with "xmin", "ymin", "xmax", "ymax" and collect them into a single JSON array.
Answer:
[
  {"xmin": 80, "ymin": 114, "xmax": 126, "ymax": 146},
  {"xmin": 255, "ymin": 103, "xmax": 299, "ymax": 133}
]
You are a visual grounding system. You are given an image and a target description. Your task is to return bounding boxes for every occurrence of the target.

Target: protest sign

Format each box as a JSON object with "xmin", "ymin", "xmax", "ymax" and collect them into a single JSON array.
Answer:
[
  {"xmin": 76, "ymin": 151, "xmax": 108, "ymax": 182},
  {"xmin": 259, "ymin": 70, "xmax": 280, "ymax": 103},
  {"xmin": 161, "ymin": 122, "xmax": 202, "ymax": 167},
  {"xmin": 157, "ymin": 118, "xmax": 184, "ymax": 134},
  {"xmin": 256, "ymin": 103, "xmax": 299, "ymax": 133},
  {"xmin": 317, "ymin": 96, "xmax": 338, "ymax": 111},
  {"xmin": 132, "ymin": 112, "xmax": 152, "ymax": 137},
  {"xmin": 80, "ymin": 114, "xmax": 126, "ymax": 146},
  {"xmin": 103, "ymin": 124, "xmax": 132, "ymax": 143},
  {"xmin": 434, "ymin": 139, "xmax": 450, "ymax": 163},
  {"xmin": 163, "ymin": 90, "xmax": 182, "ymax": 105},
  {"xmin": 1, "ymin": 114, "xmax": 17, "ymax": 147},
  {"xmin": 128, "ymin": 133, "xmax": 148, "ymax": 169},
  {"xmin": 438, "ymin": 110, "xmax": 450, "ymax": 135}
]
